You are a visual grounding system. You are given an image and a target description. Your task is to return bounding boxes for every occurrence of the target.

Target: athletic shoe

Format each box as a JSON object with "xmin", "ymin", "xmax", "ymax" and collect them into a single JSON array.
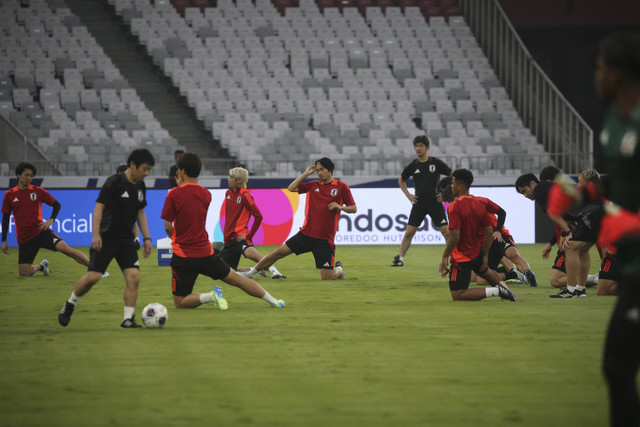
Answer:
[
  {"xmin": 40, "ymin": 259, "xmax": 50, "ymax": 276},
  {"xmin": 391, "ymin": 255, "xmax": 404, "ymax": 267},
  {"xmin": 257, "ymin": 269, "xmax": 270, "ymax": 277},
  {"xmin": 271, "ymin": 299, "xmax": 285, "ymax": 308},
  {"xmin": 271, "ymin": 273, "xmax": 287, "ymax": 279},
  {"xmin": 58, "ymin": 301, "xmax": 75, "ymax": 327},
  {"xmin": 496, "ymin": 283, "xmax": 519, "ymax": 302},
  {"xmin": 212, "ymin": 285, "xmax": 228, "ymax": 310},
  {"xmin": 120, "ymin": 315, "xmax": 142, "ymax": 328},
  {"xmin": 524, "ymin": 270, "xmax": 538, "ymax": 287},
  {"xmin": 237, "ymin": 271, "xmax": 251, "ymax": 278},
  {"xmin": 549, "ymin": 287, "xmax": 577, "ymax": 298},
  {"xmin": 574, "ymin": 288, "xmax": 588, "ymax": 298},
  {"xmin": 514, "ymin": 269, "xmax": 526, "ymax": 284},
  {"xmin": 102, "ymin": 271, "xmax": 110, "ymax": 278},
  {"xmin": 335, "ymin": 260, "xmax": 345, "ymax": 279}
]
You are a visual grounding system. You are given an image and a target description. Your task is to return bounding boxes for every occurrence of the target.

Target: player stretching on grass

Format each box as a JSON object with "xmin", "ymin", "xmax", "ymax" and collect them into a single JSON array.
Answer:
[
  {"xmin": 439, "ymin": 169, "xmax": 518, "ymax": 302},
  {"xmin": 2, "ymin": 162, "xmax": 90, "ymax": 277},
  {"xmin": 58, "ymin": 149, "xmax": 155, "ymax": 328},
  {"xmin": 241, "ymin": 157, "xmax": 357, "ymax": 280},
  {"xmin": 391, "ymin": 135, "xmax": 451, "ymax": 267},
  {"xmin": 161, "ymin": 153, "xmax": 284, "ymax": 309},
  {"xmin": 221, "ymin": 167, "xmax": 285, "ymax": 279}
]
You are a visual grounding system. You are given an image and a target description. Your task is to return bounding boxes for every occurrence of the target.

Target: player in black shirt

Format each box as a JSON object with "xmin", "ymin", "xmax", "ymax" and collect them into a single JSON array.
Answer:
[
  {"xmin": 391, "ymin": 135, "xmax": 451, "ymax": 267},
  {"xmin": 58, "ymin": 148, "xmax": 155, "ymax": 328}
]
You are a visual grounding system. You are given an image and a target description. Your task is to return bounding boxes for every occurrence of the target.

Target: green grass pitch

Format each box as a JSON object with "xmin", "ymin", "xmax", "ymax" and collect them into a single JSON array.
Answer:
[{"xmin": 0, "ymin": 244, "xmax": 621, "ymax": 426}]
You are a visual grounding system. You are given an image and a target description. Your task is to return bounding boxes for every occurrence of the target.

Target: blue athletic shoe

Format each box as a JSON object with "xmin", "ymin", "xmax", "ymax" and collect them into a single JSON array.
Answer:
[
  {"xmin": 524, "ymin": 270, "xmax": 538, "ymax": 287},
  {"xmin": 211, "ymin": 286, "xmax": 228, "ymax": 310}
]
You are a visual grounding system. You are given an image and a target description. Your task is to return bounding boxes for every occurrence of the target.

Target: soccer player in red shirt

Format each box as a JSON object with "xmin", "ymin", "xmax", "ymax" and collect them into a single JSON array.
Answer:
[
  {"xmin": 439, "ymin": 169, "xmax": 518, "ymax": 301},
  {"xmin": 241, "ymin": 157, "xmax": 357, "ymax": 280},
  {"xmin": 161, "ymin": 153, "xmax": 284, "ymax": 309},
  {"xmin": 2, "ymin": 162, "xmax": 90, "ymax": 277},
  {"xmin": 220, "ymin": 167, "xmax": 285, "ymax": 278}
]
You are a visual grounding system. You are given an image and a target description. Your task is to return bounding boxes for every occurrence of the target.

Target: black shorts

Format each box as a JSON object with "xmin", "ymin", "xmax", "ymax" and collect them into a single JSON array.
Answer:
[
  {"xmin": 88, "ymin": 240, "xmax": 138, "ymax": 274},
  {"xmin": 501, "ymin": 231, "xmax": 516, "ymax": 250},
  {"xmin": 171, "ymin": 253, "xmax": 231, "ymax": 297},
  {"xmin": 220, "ymin": 239, "xmax": 254, "ymax": 270},
  {"xmin": 285, "ymin": 231, "xmax": 334, "ymax": 269},
  {"xmin": 572, "ymin": 205, "xmax": 604, "ymax": 243},
  {"xmin": 487, "ymin": 239, "xmax": 506, "ymax": 270},
  {"xmin": 552, "ymin": 250, "xmax": 566, "ymax": 273},
  {"xmin": 408, "ymin": 201, "xmax": 448, "ymax": 229},
  {"xmin": 599, "ymin": 254, "xmax": 620, "ymax": 281},
  {"xmin": 449, "ymin": 252, "xmax": 486, "ymax": 291},
  {"xmin": 18, "ymin": 228, "xmax": 63, "ymax": 264}
]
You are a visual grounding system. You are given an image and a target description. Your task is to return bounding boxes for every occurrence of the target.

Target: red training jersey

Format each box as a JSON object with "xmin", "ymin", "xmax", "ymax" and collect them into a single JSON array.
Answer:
[
  {"xmin": 475, "ymin": 196, "xmax": 511, "ymax": 235},
  {"xmin": 297, "ymin": 179, "xmax": 356, "ymax": 249},
  {"xmin": 223, "ymin": 187, "xmax": 263, "ymax": 244},
  {"xmin": 447, "ymin": 195, "xmax": 491, "ymax": 262},
  {"xmin": 161, "ymin": 183, "xmax": 214, "ymax": 258},
  {"xmin": 2, "ymin": 185, "xmax": 57, "ymax": 244}
]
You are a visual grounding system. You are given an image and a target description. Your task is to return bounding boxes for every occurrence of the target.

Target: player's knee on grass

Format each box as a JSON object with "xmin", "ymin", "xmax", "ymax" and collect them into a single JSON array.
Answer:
[
  {"xmin": 18, "ymin": 264, "xmax": 36, "ymax": 277},
  {"xmin": 550, "ymin": 271, "xmax": 566, "ymax": 288},
  {"xmin": 597, "ymin": 280, "xmax": 617, "ymax": 296},
  {"xmin": 320, "ymin": 268, "xmax": 339, "ymax": 280}
]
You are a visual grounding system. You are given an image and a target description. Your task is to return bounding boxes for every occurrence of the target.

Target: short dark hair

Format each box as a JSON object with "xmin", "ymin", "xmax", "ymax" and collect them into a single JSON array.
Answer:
[
  {"xmin": 174, "ymin": 149, "xmax": 185, "ymax": 155},
  {"xmin": 452, "ymin": 168, "xmax": 473, "ymax": 188},
  {"xmin": 127, "ymin": 148, "xmax": 155, "ymax": 168},
  {"xmin": 539, "ymin": 165, "xmax": 561, "ymax": 182},
  {"xmin": 315, "ymin": 157, "xmax": 334, "ymax": 173},
  {"xmin": 437, "ymin": 176, "xmax": 452, "ymax": 192},
  {"xmin": 116, "ymin": 164, "xmax": 127, "ymax": 174},
  {"xmin": 598, "ymin": 31, "xmax": 640, "ymax": 82},
  {"xmin": 16, "ymin": 162, "xmax": 36, "ymax": 176},
  {"xmin": 177, "ymin": 152, "xmax": 202, "ymax": 178},
  {"xmin": 515, "ymin": 173, "xmax": 539, "ymax": 191},
  {"xmin": 413, "ymin": 135, "xmax": 430, "ymax": 147}
]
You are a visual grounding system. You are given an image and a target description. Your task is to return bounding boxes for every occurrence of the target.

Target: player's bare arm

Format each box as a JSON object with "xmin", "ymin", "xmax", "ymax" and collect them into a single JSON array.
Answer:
[
  {"xmin": 137, "ymin": 209, "xmax": 152, "ymax": 258},
  {"xmin": 398, "ymin": 177, "xmax": 417, "ymax": 204},
  {"xmin": 288, "ymin": 165, "xmax": 316, "ymax": 193},
  {"xmin": 440, "ymin": 229, "xmax": 460, "ymax": 276},
  {"xmin": 91, "ymin": 202, "xmax": 105, "ymax": 251},
  {"xmin": 328, "ymin": 202, "xmax": 357, "ymax": 214}
]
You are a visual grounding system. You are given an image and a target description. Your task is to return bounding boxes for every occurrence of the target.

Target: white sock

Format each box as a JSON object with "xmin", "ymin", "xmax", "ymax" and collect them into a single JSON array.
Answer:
[
  {"xmin": 398, "ymin": 255, "xmax": 404, "ymax": 261},
  {"xmin": 124, "ymin": 306, "xmax": 135, "ymax": 320},
  {"xmin": 567, "ymin": 285, "xmax": 576, "ymax": 293},
  {"xmin": 486, "ymin": 287, "xmax": 499, "ymax": 297},
  {"xmin": 246, "ymin": 267, "xmax": 257, "ymax": 278},
  {"xmin": 68, "ymin": 292, "xmax": 80, "ymax": 306},
  {"xmin": 262, "ymin": 291, "xmax": 277, "ymax": 305},
  {"xmin": 200, "ymin": 293, "xmax": 213, "ymax": 304},
  {"xmin": 269, "ymin": 265, "xmax": 281, "ymax": 275},
  {"xmin": 575, "ymin": 285, "xmax": 585, "ymax": 291},
  {"xmin": 586, "ymin": 274, "xmax": 598, "ymax": 285}
]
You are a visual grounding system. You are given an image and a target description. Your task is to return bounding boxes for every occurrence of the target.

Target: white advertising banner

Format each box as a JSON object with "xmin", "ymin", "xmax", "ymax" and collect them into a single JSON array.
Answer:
[{"xmin": 205, "ymin": 187, "xmax": 534, "ymax": 246}]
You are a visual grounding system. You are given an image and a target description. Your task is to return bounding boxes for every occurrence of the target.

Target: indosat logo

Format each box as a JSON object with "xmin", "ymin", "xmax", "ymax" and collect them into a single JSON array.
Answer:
[{"xmin": 212, "ymin": 189, "xmax": 300, "ymax": 245}]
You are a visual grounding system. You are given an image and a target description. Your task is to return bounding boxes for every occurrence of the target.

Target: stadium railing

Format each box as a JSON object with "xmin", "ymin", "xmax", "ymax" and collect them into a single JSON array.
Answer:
[{"xmin": 457, "ymin": 0, "xmax": 593, "ymax": 174}]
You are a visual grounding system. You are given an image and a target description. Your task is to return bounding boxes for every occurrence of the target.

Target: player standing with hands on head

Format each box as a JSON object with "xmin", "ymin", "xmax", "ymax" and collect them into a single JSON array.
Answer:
[
  {"xmin": 221, "ymin": 167, "xmax": 285, "ymax": 278},
  {"xmin": 241, "ymin": 157, "xmax": 357, "ymax": 280},
  {"xmin": 2, "ymin": 162, "xmax": 91, "ymax": 277},
  {"xmin": 391, "ymin": 135, "xmax": 451, "ymax": 267},
  {"xmin": 58, "ymin": 148, "xmax": 155, "ymax": 328},
  {"xmin": 161, "ymin": 153, "xmax": 285, "ymax": 309}
]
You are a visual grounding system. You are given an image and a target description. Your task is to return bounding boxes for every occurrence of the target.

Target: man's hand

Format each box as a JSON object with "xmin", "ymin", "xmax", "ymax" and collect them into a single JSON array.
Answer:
[
  {"xmin": 39, "ymin": 219, "xmax": 54, "ymax": 230},
  {"xmin": 91, "ymin": 235, "xmax": 102, "ymax": 252},
  {"xmin": 2, "ymin": 241, "xmax": 8, "ymax": 255},
  {"xmin": 492, "ymin": 231, "xmax": 504, "ymax": 242},
  {"xmin": 407, "ymin": 194, "xmax": 418, "ymax": 204},
  {"xmin": 542, "ymin": 243, "xmax": 552, "ymax": 259},
  {"xmin": 304, "ymin": 164, "xmax": 316, "ymax": 176},
  {"xmin": 328, "ymin": 202, "xmax": 342, "ymax": 211},
  {"xmin": 439, "ymin": 256, "xmax": 450, "ymax": 277},
  {"xmin": 143, "ymin": 239, "xmax": 152, "ymax": 258}
]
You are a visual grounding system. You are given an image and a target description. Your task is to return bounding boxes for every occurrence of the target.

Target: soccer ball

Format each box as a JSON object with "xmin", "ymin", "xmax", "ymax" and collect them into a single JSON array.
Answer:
[{"xmin": 141, "ymin": 303, "xmax": 168, "ymax": 329}]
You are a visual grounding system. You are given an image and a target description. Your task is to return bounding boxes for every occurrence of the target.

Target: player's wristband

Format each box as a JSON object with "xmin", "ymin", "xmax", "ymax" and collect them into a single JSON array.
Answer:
[
  {"xmin": 561, "ymin": 230, "xmax": 572, "ymax": 237},
  {"xmin": 143, "ymin": 237, "xmax": 152, "ymax": 242}
]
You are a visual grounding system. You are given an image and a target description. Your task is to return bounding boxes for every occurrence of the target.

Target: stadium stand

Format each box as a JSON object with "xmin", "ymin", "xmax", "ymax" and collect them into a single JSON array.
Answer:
[{"xmin": 0, "ymin": 0, "xmax": 553, "ymax": 178}]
